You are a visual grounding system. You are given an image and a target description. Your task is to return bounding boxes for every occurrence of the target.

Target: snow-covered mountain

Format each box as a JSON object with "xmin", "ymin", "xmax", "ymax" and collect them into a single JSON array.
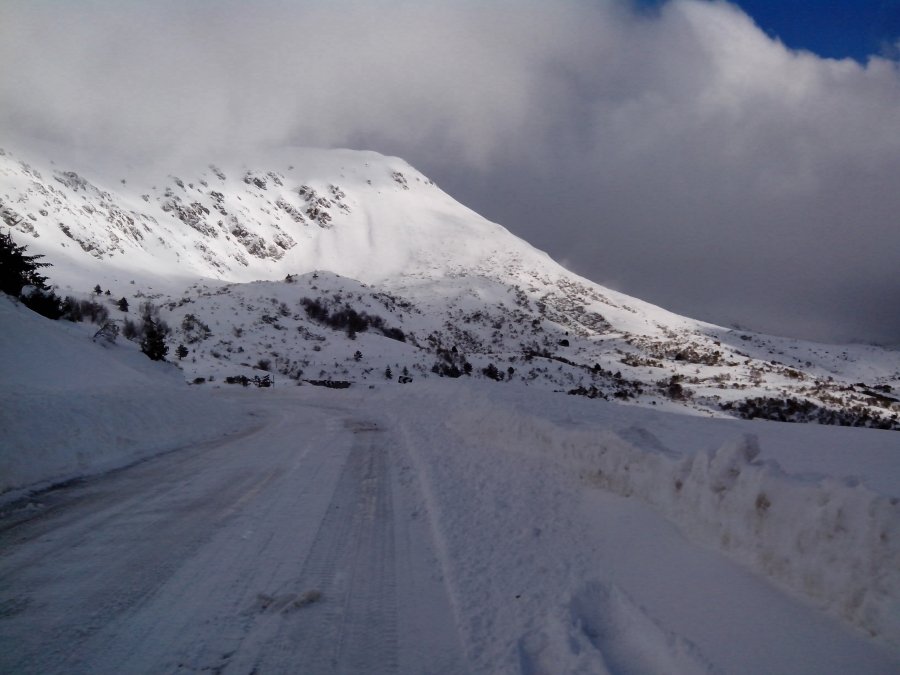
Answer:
[{"xmin": 1, "ymin": 144, "xmax": 898, "ymax": 428}]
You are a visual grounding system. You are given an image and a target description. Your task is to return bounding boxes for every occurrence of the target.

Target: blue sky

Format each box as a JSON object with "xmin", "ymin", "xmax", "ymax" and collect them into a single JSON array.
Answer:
[{"xmin": 639, "ymin": 0, "xmax": 900, "ymax": 61}]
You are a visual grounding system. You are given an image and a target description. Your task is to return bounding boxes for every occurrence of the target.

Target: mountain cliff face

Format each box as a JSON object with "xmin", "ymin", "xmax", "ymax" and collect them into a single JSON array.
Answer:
[
  {"xmin": 2, "ymin": 145, "xmax": 898, "ymax": 427},
  {"xmin": 0, "ymin": 145, "xmax": 546, "ymax": 286}
]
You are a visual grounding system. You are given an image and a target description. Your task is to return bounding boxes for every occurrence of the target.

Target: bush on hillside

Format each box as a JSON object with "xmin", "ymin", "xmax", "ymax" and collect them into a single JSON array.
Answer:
[
  {"xmin": 301, "ymin": 297, "xmax": 406, "ymax": 342},
  {"xmin": 21, "ymin": 287, "xmax": 64, "ymax": 319},
  {"xmin": 61, "ymin": 296, "xmax": 109, "ymax": 324}
]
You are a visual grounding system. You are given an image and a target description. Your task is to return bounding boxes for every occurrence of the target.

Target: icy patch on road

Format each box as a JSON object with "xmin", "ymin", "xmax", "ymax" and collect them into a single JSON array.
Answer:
[{"xmin": 451, "ymin": 397, "xmax": 900, "ymax": 647}]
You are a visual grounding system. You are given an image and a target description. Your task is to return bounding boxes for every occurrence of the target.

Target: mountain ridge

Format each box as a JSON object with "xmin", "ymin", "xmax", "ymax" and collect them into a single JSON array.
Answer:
[{"xmin": 2, "ymin": 144, "xmax": 898, "ymax": 429}]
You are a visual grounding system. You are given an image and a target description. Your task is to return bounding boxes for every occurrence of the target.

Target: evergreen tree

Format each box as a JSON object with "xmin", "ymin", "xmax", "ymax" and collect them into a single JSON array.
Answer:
[
  {"xmin": 482, "ymin": 363, "xmax": 502, "ymax": 381},
  {"xmin": 0, "ymin": 230, "xmax": 65, "ymax": 318},
  {"xmin": 140, "ymin": 319, "xmax": 169, "ymax": 361},
  {"xmin": 117, "ymin": 297, "xmax": 129, "ymax": 312},
  {"xmin": 0, "ymin": 230, "xmax": 51, "ymax": 296},
  {"xmin": 175, "ymin": 344, "xmax": 189, "ymax": 359},
  {"xmin": 385, "ymin": 366, "xmax": 393, "ymax": 380}
]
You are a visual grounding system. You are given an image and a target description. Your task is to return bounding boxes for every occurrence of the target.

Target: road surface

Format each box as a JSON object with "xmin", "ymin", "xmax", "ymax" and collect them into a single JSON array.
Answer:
[
  {"xmin": 2, "ymin": 387, "xmax": 898, "ymax": 674},
  {"xmin": 0, "ymin": 395, "xmax": 464, "ymax": 674}
]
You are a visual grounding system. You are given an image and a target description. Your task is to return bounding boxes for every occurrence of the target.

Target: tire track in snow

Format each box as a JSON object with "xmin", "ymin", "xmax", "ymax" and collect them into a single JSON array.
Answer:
[
  {"xmin": 0, "ymin": 405, "xmax": 330, "ymax": 674},
  {"xmin": 334, "ymin": 426, "xmax": 399, "ymax": 674},
  {"xmin": 242, "ymin": 419, "xmax": 399, "ymax": 674},
  {"xmin": 0, "ymin": 400, "xmax": 465, "ymax": 674}
]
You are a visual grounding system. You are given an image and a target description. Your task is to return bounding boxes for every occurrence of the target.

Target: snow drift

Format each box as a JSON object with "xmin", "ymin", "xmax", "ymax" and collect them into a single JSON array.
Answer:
[{"xmin": 446, "ymin": 393, "xmax": 900, "ymax": 647}]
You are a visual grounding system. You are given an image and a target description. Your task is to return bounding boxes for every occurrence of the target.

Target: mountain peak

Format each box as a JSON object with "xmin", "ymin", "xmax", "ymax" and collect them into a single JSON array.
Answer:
[{"xmin": 1, "ymin": 145, "xmax": 536, "ymax": 288}]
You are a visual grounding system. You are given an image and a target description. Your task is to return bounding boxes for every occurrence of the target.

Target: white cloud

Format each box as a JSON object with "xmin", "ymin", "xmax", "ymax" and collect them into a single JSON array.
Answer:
[{"xmin": 2, "ymin": 0, "xmax": 898, "ymax": 342}]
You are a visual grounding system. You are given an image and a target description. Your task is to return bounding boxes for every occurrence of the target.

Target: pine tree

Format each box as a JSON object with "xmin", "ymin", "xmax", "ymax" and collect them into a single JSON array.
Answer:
[
  {"xmin": 482, "ymin": 363, "xmax": 502, "ymax": 381},
  {"xmin": 0, "ymin": 230, "xmax": 65, "ymax": 318},
  {"xmin": 385, "ymin": 366, "xmax": 393, "ymax": 380},
  {"xmin": 140, "ymin": 319, "xmax": 169, "ymax": 361},
  {"xmin": 117, "ymin": 297, "xmax": 129, "ymax": 312},
  {"xmin": 175, "ymin": 344, "xmax": 189, "ymax": 359},
  {"xmin": 0, "ymin": 230, "xmax": 51, "ymax": 296}
]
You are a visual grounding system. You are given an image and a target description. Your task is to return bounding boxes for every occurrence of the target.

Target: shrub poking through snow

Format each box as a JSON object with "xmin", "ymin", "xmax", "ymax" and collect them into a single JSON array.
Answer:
[
  {"xmin": 300, "ymin": 297, "xmax": 405, "ymax": 342},
  {"xmin": 62, "ymin": 297, "xmax": 109, "ymax": 324},
  {"xmin": 92, "ymin": 321, "xmax": 120, "ymax": 344},
  {"xmin": 181, "ymin": 313, "xmax": 212, "ymax": 343},
  {"xmin": 723, "ymin": 396, "xmax": 899, "ymax": 430}
]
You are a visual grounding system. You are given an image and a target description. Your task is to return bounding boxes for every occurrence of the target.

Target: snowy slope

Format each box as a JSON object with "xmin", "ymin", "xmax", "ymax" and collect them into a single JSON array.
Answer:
[{"xmin": 0, "ymin": 295, "xmax": 252, "ymax": 496}]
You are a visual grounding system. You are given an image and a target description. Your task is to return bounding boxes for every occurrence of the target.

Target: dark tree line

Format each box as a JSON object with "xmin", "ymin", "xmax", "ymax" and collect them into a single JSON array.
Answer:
[
  {"xmin": 300, "ymin": 297, "xmax": 405, "ymax": 342},
  {"xmin": 723, "ymin": 396, "xmax": 899, "ymax": 430}
]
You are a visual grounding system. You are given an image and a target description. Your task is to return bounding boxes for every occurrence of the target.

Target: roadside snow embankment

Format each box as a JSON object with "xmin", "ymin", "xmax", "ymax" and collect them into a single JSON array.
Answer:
[
  {"xmin": 449, "ymin": 395, "xmax": 900, "ymax": 647},
  {"xmin": 0, "ymin": 296, "xmax": 250, "ymax": 498}
]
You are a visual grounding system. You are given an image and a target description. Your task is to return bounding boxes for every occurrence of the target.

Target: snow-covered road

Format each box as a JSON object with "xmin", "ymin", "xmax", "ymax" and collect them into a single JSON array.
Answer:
[
  {"xmin": 2, "ymin": 386, "xmax": 898, "ymax": 674},
  {"xmin": 0, "ymin": 395, "xmax": 463, "ymax": 674}
]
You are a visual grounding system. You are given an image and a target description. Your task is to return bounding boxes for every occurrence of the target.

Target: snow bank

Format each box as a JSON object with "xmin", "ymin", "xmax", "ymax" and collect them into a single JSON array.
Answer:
[
  {"xmin": 448, "ymin": 394, "xmax": 900, "ymax": 646},
  {"xmin": 0, "ymin": 387, "xmax": 249, "ymax": 497},
  {"xmin": 0, "ymin": 296, "xmax": 250, "ymax": 498}
]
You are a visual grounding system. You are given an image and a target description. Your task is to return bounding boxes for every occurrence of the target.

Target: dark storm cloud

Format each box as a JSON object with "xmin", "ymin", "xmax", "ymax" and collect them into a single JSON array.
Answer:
[{"xmin": 2, "ymin": 0, "xmax": 899, "ymax": 344}]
